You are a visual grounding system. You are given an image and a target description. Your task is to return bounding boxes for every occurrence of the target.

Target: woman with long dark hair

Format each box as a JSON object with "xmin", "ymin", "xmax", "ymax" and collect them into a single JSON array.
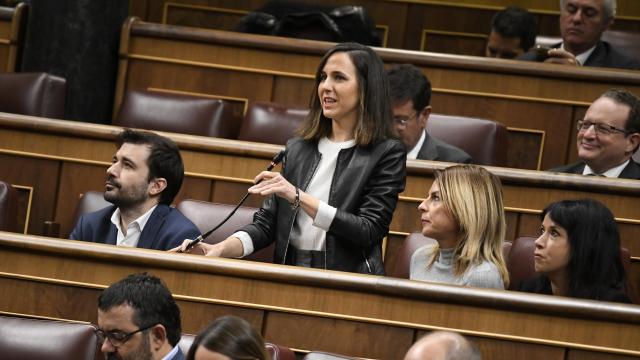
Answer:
[
  {"xmin": 518, "ymin": 199, "xmax": 630, "ymax": 303},
  {"xmin": 178, "ymin": 42, "xmax": 406, "ymax": 274},
  {"xmin": 186, "ymin": 316, "xmax": 269, "ymax": 360}
]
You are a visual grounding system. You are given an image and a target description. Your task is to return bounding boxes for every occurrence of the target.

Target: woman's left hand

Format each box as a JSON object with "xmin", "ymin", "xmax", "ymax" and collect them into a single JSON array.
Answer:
[{"xmin": 249, "ymin": 171, "xmax": 297, "ymax": 203}]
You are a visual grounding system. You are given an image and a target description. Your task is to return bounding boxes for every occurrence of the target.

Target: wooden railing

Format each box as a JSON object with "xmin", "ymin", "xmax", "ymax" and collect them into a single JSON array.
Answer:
[{"xmin": 0, "ymin": 231, "xmax": 638, "ymax": 359}]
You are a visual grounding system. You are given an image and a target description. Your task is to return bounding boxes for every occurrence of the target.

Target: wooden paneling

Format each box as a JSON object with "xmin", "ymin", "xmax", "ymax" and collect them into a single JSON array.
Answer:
[
  {"xmin": 0, "ymin": 154, "xmax": 60, "ymax": 235},
  {"xmin": 116, "ymin": 20, "xmax": 640, "ymax": 170},
  {"xmin": 0, "ymin": 3, "xmax": 27, "ymax": 73},
  {"xmin": 1, "ymin": 232, "xmax": 639, "ymax": 359},
  {"xmin": 264, "ymin": 312, "xmax": 415, "ymax": 358},
  {"xmin": 130, "ymin": 0, "xmax": 640, "ymax": 53}
]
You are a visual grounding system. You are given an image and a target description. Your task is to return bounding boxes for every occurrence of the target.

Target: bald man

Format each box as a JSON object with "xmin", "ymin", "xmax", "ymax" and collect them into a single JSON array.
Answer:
[{"xmin": 404, "ymin": 331, "xmax": 480, "ymax": 360}]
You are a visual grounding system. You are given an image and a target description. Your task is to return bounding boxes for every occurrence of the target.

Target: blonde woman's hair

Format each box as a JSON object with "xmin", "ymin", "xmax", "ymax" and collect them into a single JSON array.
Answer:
[{"xmin": 429, "ymin": 165, "xmax": 509, "ymax": 287}]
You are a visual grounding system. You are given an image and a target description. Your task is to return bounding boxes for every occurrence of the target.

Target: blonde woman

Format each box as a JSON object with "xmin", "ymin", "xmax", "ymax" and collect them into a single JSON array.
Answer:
[{"xmin": 410, "ymin": 165, "xmax": 509, "ymax": 289}]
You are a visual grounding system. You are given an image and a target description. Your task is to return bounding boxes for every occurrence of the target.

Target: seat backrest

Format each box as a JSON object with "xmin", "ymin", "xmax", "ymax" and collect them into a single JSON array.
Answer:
[
  {"xmin": 0, "ymin": 72, "xmax": 66, "ymax": 119},
  {"xmin": 505, "ymin": 236, "xmax": 537, "ymax": 290},
  {"xmin": 0, "ymin": 181, "xmax": 18, "ymax": 232},
  {"xmin": 114, "ymin": 90, "xmax": 242, "ymax": 139},
  {"xmin": 72, "ymin": 190, "xmax": 111, "ymax": 223},
  {"xmin": 390, "ymin": 232, "xmax": 437, "ymax": 279},
  {"xmin": 392, "ymin": 233, "xmax": 513, "ymax": 280},
  {"xmin": 238, "ymin": 101, "xmax": 308, "ymax": 145},
  {"xmin": 426, "ymin": 114, "xmax": 508, "ymax": 166},
  {"xmin": 176, "ymin": 200, "xmax": 274, "ymax": 263},
  {"xmin": 0, "ymin": 315, "xmax": 98, "ymax": 360},
  {"xmin": 535, "ymin": 35, "xmax": 562, "ymax": 49},
  {"xmin": 602, "ymin": 30, "xmax": 640, "ymax": 63},
  {"xmin": 178, "ymin": 333, "xmax": 195, "ymax": 355}
]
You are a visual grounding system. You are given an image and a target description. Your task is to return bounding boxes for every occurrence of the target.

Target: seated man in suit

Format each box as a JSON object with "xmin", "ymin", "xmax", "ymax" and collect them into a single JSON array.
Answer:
[
  {"xmin": 551, "ymin": 89, "xmax": 640, "ymax": 178},
  {"xmin": 485, "ymin": 6, "xmax": 537, "ymax": 60},
  {"xmin": 97, "ymin": 273, "xmax": 184, "ymax": 360},
  {"xmin": 520, "ymin": 0, "xmax": 639, "ymax": 70},
  {"xmin": 70, "ymin": 128, "xmax": 199, "ymax": 249},
  {"xmin": 387, "ymin": 64, "xmax": 472, "ymax": 163}
]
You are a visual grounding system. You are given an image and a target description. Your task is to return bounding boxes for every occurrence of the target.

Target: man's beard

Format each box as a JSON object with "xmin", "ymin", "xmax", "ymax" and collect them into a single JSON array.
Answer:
[
  {"xmin": 104, "ymin": 177, "xmax": 149, "ymax": 209},
  {"xmin": 105, "ymin": 333, "xmax": 153, "ymax": 360}
]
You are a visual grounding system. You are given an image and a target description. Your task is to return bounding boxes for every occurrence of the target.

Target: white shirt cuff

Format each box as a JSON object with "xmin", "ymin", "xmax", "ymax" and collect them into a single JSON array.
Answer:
[
  {"xmin": 313, "ymin": 201, "xmax": 336, "ymax": 231},
  {"xmin": 232, "ymin": 231, "xmax": 254, "ymax": 258}
]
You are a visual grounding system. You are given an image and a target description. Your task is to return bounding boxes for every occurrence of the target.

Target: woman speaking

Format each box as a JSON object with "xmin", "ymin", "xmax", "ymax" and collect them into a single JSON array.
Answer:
[{"xmin": 179, "ymin": 42, "xmax": 406, "ymax": 274}]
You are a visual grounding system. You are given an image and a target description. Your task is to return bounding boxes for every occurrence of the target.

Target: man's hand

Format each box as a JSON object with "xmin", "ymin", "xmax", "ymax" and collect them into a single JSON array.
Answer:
[{"xmin": 544, "ymin": 48, "xmax": 580, "ymax": 66}]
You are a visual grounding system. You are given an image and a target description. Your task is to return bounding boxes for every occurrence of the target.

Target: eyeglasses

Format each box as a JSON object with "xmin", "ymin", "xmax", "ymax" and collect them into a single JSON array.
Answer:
[
  {"xmin": 576, "ymin": 120, "xmax": 630, "ymax": 136},
  {"xmin": 95, "ymin": 323, "xmax": 157, "ymax": 347},
  {"xmin": 393, "ymin": 112, "xmax": 418, "ymax": 127}
]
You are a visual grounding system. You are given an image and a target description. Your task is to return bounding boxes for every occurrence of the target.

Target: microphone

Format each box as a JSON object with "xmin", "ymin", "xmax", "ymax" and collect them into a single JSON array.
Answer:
[{"xmin": 182, "ymin": 150, "xmax": 285, "ymax": 253}]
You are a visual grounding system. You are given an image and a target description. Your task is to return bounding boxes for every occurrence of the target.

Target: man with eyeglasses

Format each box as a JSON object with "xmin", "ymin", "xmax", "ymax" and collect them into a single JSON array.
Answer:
[
  {"xmin": 386, "ymin": 64, "xmax": 471, "ymax": 163},
  {"xmin": 551, "ymin": 89, "xmax": 640, "ymax": 178},
  {"xmin": 97, "ymin": 273, "xmax": 184, "ymax": 360}
]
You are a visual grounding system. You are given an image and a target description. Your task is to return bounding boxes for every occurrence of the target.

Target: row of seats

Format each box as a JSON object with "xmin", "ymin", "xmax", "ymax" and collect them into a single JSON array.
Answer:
[
  {"xmin": 0, "ymin": 72, "xmax": 508, "ymax": 166},
  {"xmin": 115, "ymin": 89, "xmax": 508, "ymax": 166},
  {"xmin": 0, "ymin": 314, "xmax": 351, "ymax": 360},
  {"xmin": 69, "ymin": 191, "xmax": 636, "ymax": 301}
]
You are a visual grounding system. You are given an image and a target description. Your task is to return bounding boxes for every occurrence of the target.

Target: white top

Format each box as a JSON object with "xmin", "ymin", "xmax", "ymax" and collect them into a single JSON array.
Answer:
[
  {"xmin": 583, "ymin": 159, "xmax": 629, "ymax": 178},
  {"xmin": 410, "ymin": 244, "xmax": 504, "ymax": 289},
  {"xmin": 236, "ymin": 137, "xmax": 356, "ymax": 256},
  {"xmin": 110, "ymin": 205, "xmax": 157, "ymax": 247},
  {"xmin": 406, "ymin": 130, "xmax": 426, "ymax": 160},
  {"xmin": 561, "ymin": 42, "xmax": 596, "ymax": 66}
]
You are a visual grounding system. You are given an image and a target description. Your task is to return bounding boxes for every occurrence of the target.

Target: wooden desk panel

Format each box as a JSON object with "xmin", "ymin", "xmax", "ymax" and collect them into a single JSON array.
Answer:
[
  {"xmin": 116, "ymin": 19, "xmax": 640, "ymax": 170},
  {"xmin": 0, "ymin": 3, "xmax": 27, "ymax": 73},
  {"xmin": 0, "ymin": 232, "xmax": 639, "ymax": 359}
]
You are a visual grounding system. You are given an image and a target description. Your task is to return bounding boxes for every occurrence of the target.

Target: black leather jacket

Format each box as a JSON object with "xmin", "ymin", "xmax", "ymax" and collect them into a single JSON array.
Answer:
[{"xmin": 241, "ymin": 137, "xmax": 406, "ymax": 274}]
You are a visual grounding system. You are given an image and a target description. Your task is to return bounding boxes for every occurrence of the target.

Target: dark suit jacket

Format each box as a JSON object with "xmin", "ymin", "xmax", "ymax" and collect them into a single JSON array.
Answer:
[
  {"xmin": 69, "ymin": 204, "xmax": 200, "ymax": 250},
  {"xmin": 517, "ymin": 275, "xmax": 631, "ymax": 304},
  {"xmin": 519, "ymin": 40, "xmax": 640, "ymax": 70},
  {"xmin": 170, "ymin": 347, "xmax": 185, "ymax": 360},
  {"xmin": 416, "ymin": 131, "xmax": 473, "ymax": 164},
  {"xmin": 549, "ymin": 159, "xmax": 640, "ymax": 180}
]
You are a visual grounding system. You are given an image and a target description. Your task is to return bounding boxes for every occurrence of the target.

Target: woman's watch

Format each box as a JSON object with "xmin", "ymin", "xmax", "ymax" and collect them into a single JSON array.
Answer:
[{"xmin": 291, "ymin": 187, "xmax": 300, "ymax": 209}]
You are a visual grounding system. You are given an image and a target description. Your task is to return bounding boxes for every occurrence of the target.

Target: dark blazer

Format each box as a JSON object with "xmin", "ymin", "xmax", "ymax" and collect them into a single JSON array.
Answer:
[
  {"xmin": 242, "ymin": 137, "xmax": 406, "ymax": 275},
  {"xmin": 171, "ymin": 347, "xmax": 185, "ymax": 360},
  {"xmin": 416, "ymin": 131, "xmax": 472, "ymax": 164},
  {"xmin": 549, "ymin": 159, "xmax": 640, "ymax": 180},
  {"xmin": 519, "ymin": 40, "xmax": 640, "ymax": 70},
  {"xmin": 517, "ymin": 275, "xmax": 631, "ymax": 304},
  {"xmin": 69, "ymin": 204, "xmax": 200, "ymax": 250}
]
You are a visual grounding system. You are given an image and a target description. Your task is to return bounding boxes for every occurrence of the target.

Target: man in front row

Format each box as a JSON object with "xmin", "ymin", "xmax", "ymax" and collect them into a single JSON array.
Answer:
[
  {"xmin": 551, "ymin": 89, "xmax": 640, "ymax": 178},
  {"xmin": 387, "ymin": 64, "xmax": 472, "ymax": 163},
  {"xmin": 97, "ymin": 273, "xmax": 184, "ymax": 360},
  {"xmin": 70, "ymin": 129, "xmax": 200, "ymax": 249}
]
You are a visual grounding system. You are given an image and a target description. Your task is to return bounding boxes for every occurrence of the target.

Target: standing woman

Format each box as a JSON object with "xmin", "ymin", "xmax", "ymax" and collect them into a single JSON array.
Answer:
[
  {"xmin": 518, "ymin": 199, "xmax": 631, "ymax": 303},
  {"xmin": 179, "ymin": 42, "xmax": 406, "ymax": 274},
  {"xmin": 411, "ymin": 165, "xmax": 509, "ymax": 289}
]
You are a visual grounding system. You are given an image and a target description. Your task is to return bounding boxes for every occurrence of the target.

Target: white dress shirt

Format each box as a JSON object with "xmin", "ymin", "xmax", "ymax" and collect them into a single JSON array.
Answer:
[{"xmin": 110, "ymin": 205, "xmax": 157, "ymax": 247}]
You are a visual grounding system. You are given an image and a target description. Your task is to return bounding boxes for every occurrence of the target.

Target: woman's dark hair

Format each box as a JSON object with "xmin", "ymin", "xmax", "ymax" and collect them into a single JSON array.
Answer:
[
  {"xmin": 298, "ymin": 42, "xmax": 392, "ymax": 146},
  {"xmin": 542, "ymin": 199, "xmax": 627, "ymax": 300},
  {"xmin": 186, "ymin": 316, "xmax": 269, "ymax": 360}
]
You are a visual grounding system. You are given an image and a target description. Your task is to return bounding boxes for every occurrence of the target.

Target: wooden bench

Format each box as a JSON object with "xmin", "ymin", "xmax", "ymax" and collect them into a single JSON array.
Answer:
[
  {"xmin": 0, "ymin": 232, "xmax": 638, "ymax": 359},
  {"xmin": 0, "ymin": 2, "xmax": 28, "ymax": 73},
  {"xmin": 128, "ymin": 0, "xmax": 640, "ymax": 54},
  {"xmin": 115, "ymin": 18, "xmax": 640, "ymax": 171}
]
